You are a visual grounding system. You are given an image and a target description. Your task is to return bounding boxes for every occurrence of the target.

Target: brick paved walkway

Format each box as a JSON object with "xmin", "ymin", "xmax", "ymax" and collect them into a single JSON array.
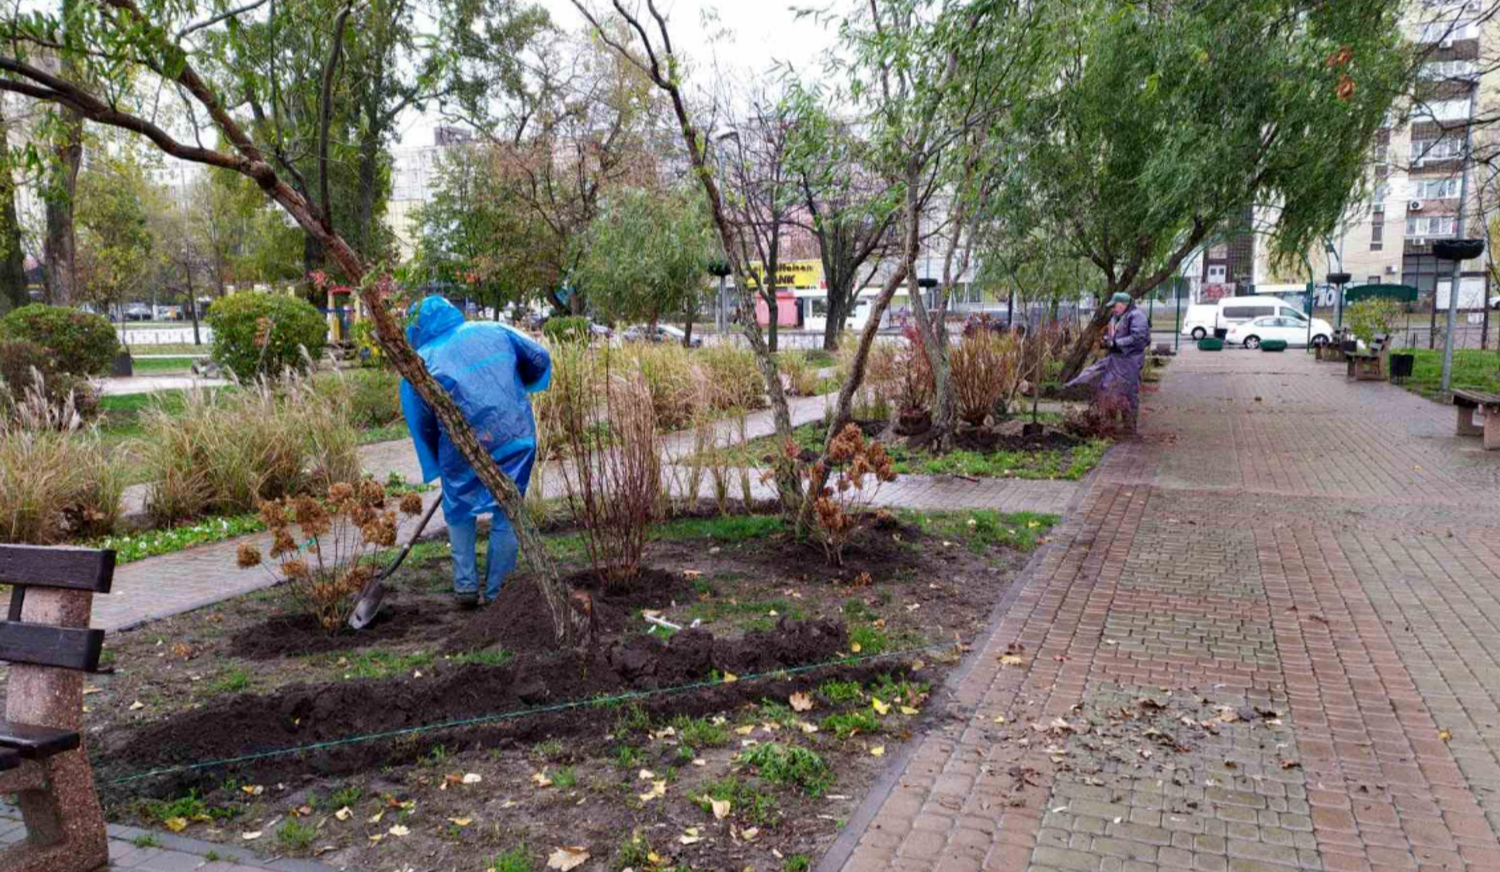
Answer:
[
  {"xmin": 83, "ymin": 392, "xmax": 1079, "ymax": 631},
  {"xmin": 825, "ymin": 348, "xmax": 1500, "ymax": 872}
]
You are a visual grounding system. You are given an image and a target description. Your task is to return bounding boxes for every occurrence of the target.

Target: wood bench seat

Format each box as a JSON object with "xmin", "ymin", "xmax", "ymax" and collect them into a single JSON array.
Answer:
[
  {"xmin": 1346, "ymin": 336, "xmax": 1391, "ymax": 381},
  {"xmin": 1453, "ymin": 389, "xmax": 1500, "ymax": 450}
]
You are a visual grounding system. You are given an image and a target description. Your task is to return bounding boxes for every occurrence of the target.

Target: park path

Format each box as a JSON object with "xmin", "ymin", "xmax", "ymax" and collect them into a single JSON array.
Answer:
[
  {"xmin": 824, "ymin": 346, "xmax": 1500, "ymax": 872},
  {"xmin": 85, "ymin": 390, "xmax": 1078, "ymax": 632}
]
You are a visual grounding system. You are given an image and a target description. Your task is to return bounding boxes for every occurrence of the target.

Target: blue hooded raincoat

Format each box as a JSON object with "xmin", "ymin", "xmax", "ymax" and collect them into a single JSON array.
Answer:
[{"xmin": 400, "ymin": 297, "xmax": 552, "ymax": 522}]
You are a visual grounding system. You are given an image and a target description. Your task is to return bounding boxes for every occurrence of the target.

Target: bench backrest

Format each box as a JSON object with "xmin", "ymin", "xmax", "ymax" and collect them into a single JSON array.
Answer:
[{"xmin": 0, "ymin": 545, "xmax": 113, "ymax": 672}]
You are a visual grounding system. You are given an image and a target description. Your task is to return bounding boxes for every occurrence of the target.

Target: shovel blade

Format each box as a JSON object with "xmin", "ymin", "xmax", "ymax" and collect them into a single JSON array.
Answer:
[{"xmin": 348, "ymin": 581, "xmax": 387, "ymax": 630}]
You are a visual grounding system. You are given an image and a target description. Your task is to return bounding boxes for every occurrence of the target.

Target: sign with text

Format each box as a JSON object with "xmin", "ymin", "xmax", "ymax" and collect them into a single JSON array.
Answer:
[{"xmin": 747, "ymin": 259, "xmax": 824, "ymax": 290}]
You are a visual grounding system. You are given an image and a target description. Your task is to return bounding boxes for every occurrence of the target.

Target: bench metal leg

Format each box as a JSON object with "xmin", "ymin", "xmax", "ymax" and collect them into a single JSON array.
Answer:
[
  {"xmin": 1486, "ymin": 409, "xmax": 1500, "ymax": 451},
  {"xmin": 0, "ymin": 589, "xmax": 108, "ymax": 872},
  {"xmin": 1457, "ymin": 405, "xmax": 1484, "ymax": 437}
]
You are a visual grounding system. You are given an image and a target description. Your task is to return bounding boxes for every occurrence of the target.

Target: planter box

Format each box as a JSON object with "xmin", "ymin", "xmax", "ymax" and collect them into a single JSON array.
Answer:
[
  {"xmin": 1198, "ymin": 338, "xmax": 1225, "ymax": 351},
  {"xmin": 111, "ymin": 351, "xmax": 133, "ymax": 377},
  {"xmin": 1260, "ymin": 340, "xmax": 1288, "ymax": 352}
]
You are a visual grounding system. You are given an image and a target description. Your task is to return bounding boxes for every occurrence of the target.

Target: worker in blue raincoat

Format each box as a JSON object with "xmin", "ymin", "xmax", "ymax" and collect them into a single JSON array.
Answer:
[
  {"xmin": 401, "ymin": 296, "xmax": 551, "ymax": 607},
  {"xmin": 1066, "ymin": 292, "xmax": 1150, "ymax": 433}
]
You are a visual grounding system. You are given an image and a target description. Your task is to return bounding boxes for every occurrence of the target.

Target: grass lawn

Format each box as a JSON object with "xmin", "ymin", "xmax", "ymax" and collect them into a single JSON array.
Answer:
[
  {"xmin": 129, "ymin": 357, "xmax": 199, "ymax": 374},
  {"xmin": 705, "ymin": 419, "xmax": 1106, "ymax": 481},
  {"xmin": 1395, "ymin": 348, "xmax": 1500, "ymax": 401},
  {"xmin": 119, "ymin": 342, "xmax": 211, "ymax": 356}
]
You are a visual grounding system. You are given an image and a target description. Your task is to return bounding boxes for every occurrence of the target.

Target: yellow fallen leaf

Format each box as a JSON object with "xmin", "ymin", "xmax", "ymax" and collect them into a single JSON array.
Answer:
[
  {"xmin": 648, "ymin": 852, "xmax": 664, "ymax": 864},
  {"xmin": 334, "ymin": 807, "xmax": 352, "ymax": 821},
  {"xmin": 532, "ymin": 771, "xmax": 553, "ymax": 788},
  {"xmin": 789, "ymin": 692, "xmax": 814, "ymax": 712},
  {"xmin": 999, "ymin": 655, "xmax": 1023, "ymax": 666},
  {"xmin": 870, "ymin": 745, "xmax": 886, "ymax": 757},
  {"xmin": 367, "ymin": 834, "xmax": 383, "ymax": 844},
  {"xmin": 911, "ymin": 659, "xmax": 925, "ymax": 671},
  {"xmin": 638, "ymin": 769, "xmax": 656, "ymax": 780},
  {"xmin": 851, "ymin": 642, "xmax": 862, "ymax": 653},
  {"xmin": 242, "ymin": 831, "xmax": 263, "ymax": 841},
  {"xmin": 500, "ymin": 800, "xmax": 517, "ymax": 809},
  {"xmin": 797, "ymin": 721, "xmax": 819, "ymax": 734},
  {"xmin": 448, "ymin": 818, "xmax": 472, "ymax": 827},
  {"xmin": 83, "ymin": 687, "xmax": 102, "ymax": 696},
  {"xmin": 741, "ymin": 827, "xmax": 760, "ymax": 841},
  {"xmin": 242, "ymin": 785, "xmax": 265, "ymax": 796},
  {"xmin": 734, "ymin": 725, "xmax": 755, "ymax": 736},
  {"xmin": 547, "ymin": 846, "xmax": 590, "ymax": 871},
  {"xmin": 692, "ymin": 758, "xmax": 707, "ymax": 766},
  {"xmin": 900, "ymin": 706, "xmax": 920, "ymax": 716},
  {"xmin": 388, "ymin": 825, "xmax": 410, "ymax": 837},
  {"xmin": 639, "ymin": 780, "xmax": 667, "ymax": 802},
  {"xmin": 129, "ymin": 700, "xmax": 145, "ymax": 711},
  {"xmin": 872, "ymin": 697, "xmax": 890, "ymax": 715},
  {"xmin": 993, "ymin": 715, "xmax": 1007, "ymax": 724},
  {"xmin": 462, "ymin": 773, "xmax": 483, "ymax": 785},
  {"xmin": 680, "ymin": 827, "xmax": 703, "ymax": 845},
  {"xmin": 1440, "ymin": 729, "xmax": 1453, "ymax": 742},
  {"xmin": 164, "ymin": 817, "xmax": 188, "ymax": 833},
  {"xmin": 367, "ymin": 811, "xmax": 384, "ymax": 824},
  {"xmin": 711, "ymin": 798, "xmax": 731, "ymax": 820},
  {"xmin": 723, "ymin": 672, "xmax": 738, "ymax": 683}
]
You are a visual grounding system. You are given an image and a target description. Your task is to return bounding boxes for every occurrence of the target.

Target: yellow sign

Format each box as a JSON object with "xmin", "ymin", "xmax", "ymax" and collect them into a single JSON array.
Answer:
[{"xmin": 747, "ymin": 259, "xmax": 823, "ymax": 290}]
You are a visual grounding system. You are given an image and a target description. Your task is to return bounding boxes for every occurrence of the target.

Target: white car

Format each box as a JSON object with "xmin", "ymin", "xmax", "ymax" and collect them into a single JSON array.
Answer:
[{"xmin": 1224, "ymin": 315, "xmax": 1334, "ymax": 349}]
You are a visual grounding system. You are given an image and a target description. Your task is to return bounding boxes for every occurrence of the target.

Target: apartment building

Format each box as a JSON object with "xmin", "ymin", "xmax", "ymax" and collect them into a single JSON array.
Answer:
[
  {"xmin": 1240, "ymin": 4, "xmax": 1498, "ymax": 308},
  {"xmin": 386, "ymin": 126, "xmax": 476, "ymax": 259}
]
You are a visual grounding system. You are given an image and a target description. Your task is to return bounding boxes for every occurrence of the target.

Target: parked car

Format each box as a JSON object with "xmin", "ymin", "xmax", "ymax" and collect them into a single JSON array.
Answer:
[
  {"xmin": 1490, "ymin": 294, "xmax": 1500, "ymax": 310},
  {"xmin": 1181, "ymin": 296, "xmax": 1325, "ymax": 342},
  {"xmin": 1224, "ymin": 314, "xmax": 1334, "ymax": 349},
  {"xmin": 123, "ymin": 303, "xmax": 153, "ymax": 321},
  {"xmin": 622, "ymin": 324, "xmax": 701, "ymax": 347}
]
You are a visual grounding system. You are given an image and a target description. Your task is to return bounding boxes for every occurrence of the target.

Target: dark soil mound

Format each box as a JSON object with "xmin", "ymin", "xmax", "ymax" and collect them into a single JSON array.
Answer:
[
  {"xmin": 952, "ymin": 425, "xmax": 1080, "ymax": 453},
  {"xmin": 228, "ymin": 607, "xmax": 438, "ymax": 660}
]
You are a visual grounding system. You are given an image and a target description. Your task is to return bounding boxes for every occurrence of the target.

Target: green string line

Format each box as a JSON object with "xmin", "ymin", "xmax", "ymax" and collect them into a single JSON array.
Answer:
[{"xmin": 108, "ymin": 642, "xmax": 948, "ymax": 786}]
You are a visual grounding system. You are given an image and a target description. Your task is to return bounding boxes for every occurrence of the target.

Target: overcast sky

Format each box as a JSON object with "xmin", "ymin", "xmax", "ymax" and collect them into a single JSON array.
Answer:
[{"xmin": 397, "ymin": 0, "xmax": 847, "ymax": 146}]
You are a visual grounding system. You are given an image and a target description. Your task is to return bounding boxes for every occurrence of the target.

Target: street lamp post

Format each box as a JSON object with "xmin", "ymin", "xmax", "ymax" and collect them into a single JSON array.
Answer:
[{"xmin": 1440, "ymin": 83, "xmax": 1480, "ymax": 391}]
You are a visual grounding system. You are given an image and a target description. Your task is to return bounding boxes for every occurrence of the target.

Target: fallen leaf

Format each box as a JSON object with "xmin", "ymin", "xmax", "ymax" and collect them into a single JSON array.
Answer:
[
  {"xmin": 129, "ymin": 700, "xmax": 145, "ymax": 711},
  {"xmin": 462, "ymin": 773, "xmax": 483, "ymax": 785},
  {"xmin": 1440, "ymin": 729, "xmax": 1453, "ymax": 742},
  {"xmin": 638, "ymin": 769, "xmax": 656, "ymax": 780},
  {"xmin": 692, "ymin": 759, "xmax": 707, "ymax": 766},
  {"xmin": 711, "ymin": 798, "xmax": 731, "ymax": 820},
  {"xmin": 993, "ymin": 715, "xmax": 1007, "ymax": 724},
  {"xmin": 367, "ymin": 834, "xmax": 383, "ymax": 844},
  {"xmin": 851, "ymin": 642, "xmax": 863, "ymax": 653},
  {"xmin": 388, "ymin": 825, "xmax": 410, "ymax": 837},
  {"xmin": 998, "ymin": 655, "xmax": 1023, "ymax": 667},
  {"xmin": 789, "ymin": 692, "xmax": 814, "ymax": 712},
  {"xmin": 368, "ymin": 811, "xmax": 384, "ymax": 824},
  {"xmin": 870, "ymin": 745, "xmax": 886, "ymax": 757},
  {"xmin": 448, "ymin": 818, "xmax": 472, "ymax": 827},
  {"xmin": 900, "ymin": 706, "xmax": 920, "ymax": 716},
  {"xmin": 242, "ymin": 831, "xmax": 263, "ymax": 841},
  {"xmin": 82, "ymin": 687, "xmax": 102, "ymax": 696},
  {"xmin": 639, "ymin": 780, "xmax": 667, "ymax": 802},
  {"xmin": 164, "ymin": 817, "xmax": 188, "ymax": 833},
  {"xmin": 679, "ymin": 827, "xmax": 703, "ymax": 845},
  {"xmin": 742, "ymin": 827, "xmax": 760, "ymax": 841},
  {"xmin": 723, "ymin": 672, "xmax": 738, "ymax": 683},
  {"xmin": 532, "ymin": 771, "xmax": 553, "ymax": 788},
  {"xmin": 334, "ymin": 807, "xmax": 352, "ymax": 821},
  {"xmin": 797, "ymin": 721, "xmax": 819, "ymax": 734},
  {"xmin": 734, "ymin": 725, "xmax": 755, "ymax": 736},
  {"xmin": 872, "ymin": 697, "xmax": 891, "ymax": 715},
  {"xmin": 547, "ymin": 846, "xmax": 590, "ymax": 871},
  {"xmin": 911, "ymin": 659, "xmax": 925, "ymax": 671},
  {"xmin": 242, "ymin": 785, "xmax": 265, "ymax": 796},
  {"xmin": 683, "ymin": 570, "xmax": 702, "ymax": 579}
]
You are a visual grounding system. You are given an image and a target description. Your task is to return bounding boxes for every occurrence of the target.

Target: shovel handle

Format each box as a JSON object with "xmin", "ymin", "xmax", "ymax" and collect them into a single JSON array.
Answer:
[{"xmin": 380, "ymin": 493, "xmax": 443, "ymax": 580}]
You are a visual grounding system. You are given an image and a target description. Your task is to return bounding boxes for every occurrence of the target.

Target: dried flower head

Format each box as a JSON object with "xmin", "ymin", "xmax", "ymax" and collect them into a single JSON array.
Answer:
[
  {"xmin": 270, "ymin": 529, "xmax": 298, "ymax": 559},
  {"xmin": 359, "ymin": 480, "xmax": 386, "ymax": 506},
  {"xmin": 399, "ymin": 492, "xmax": 424, "ymax": 516},
  {"xmin": 253, "ymin": 316, "xmax": 274, "ymax": 349},
  {"xmin": 282, "ymin": 559, "xmax": 312, "ymax": 581},
  {"xmin": 328, "ymin": 482, "xmax": 355, "ymax": 504},
  {"xmin": 236, "ymin": 542, "xmax": 263, "ymax": 569}
]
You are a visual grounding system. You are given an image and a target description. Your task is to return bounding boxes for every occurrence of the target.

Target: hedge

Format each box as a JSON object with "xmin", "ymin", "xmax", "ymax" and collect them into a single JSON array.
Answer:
[
  {"xmin": 0, "ymin": 304, "xmax": 119, "ymax": 376},
  {"xmin": 207, "ymin": 293, "xmax": 328, "ymax": 379}
]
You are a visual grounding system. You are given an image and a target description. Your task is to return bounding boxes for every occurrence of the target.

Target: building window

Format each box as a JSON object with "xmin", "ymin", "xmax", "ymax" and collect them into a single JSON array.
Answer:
[
  {"xmin": 1411, "ymin": 137, "xmax": 1465, "ymax": 164},
  {"xmin": 1371, "ymin": 218, "xmax": 1384, "ymax": 251},
  {"xmin": 1417, "ymin": 19, "xmax": 1478, "ymax": 43},
  {"xmin": 1415, "ymin": 99, "xmax": 1473, "ymax": 123},
  {"xmin": 1411, "ymin": 177, "xmax": 1460, "ymax": 200},
  {"xmin": 1367, "ymin": 276, "xmax": 1380, "ymax": 285},
  {"xmin": 1373, "ymin": 143, "xmax": 1389, "ymax": 165},
  {"xmin": 1406, "ymin": 216, "xmax": 1457, "ymax": 237},
  {"xmin": 1418, "ymin": 60, "xmax": 1479, "ymax": 80}
]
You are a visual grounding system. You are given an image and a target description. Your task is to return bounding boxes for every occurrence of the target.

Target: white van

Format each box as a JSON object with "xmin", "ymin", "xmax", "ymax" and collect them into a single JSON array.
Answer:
[{"xmin": 1181, "ymin": 296, "xmax": 1330, "ymax": 344}]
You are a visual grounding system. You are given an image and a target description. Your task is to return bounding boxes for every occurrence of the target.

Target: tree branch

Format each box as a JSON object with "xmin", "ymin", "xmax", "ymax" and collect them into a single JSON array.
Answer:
[{"xmin": 318, "ymin": 2, "xmax": 353, "ymax": 233}]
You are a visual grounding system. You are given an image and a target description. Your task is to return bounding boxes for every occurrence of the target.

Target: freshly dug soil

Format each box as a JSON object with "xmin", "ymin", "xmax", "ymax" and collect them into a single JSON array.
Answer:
[
  {"xmin": 951, "ymin": 425, "xmax": 1081, "ymax": 454},
  {"xmin": 55, "ymin": 504, "xmax": 1044, "ymax": 872}
]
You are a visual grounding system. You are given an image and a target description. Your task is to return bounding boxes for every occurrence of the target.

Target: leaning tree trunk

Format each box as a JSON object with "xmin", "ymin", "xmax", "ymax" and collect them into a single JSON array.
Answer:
[
  {"xmin": 42, "ymin": 110, "xmax": 81, "ymax": 306},
  {"xmin": 0, "ymin": 115, "xmax": 27, "ymax": 313},
  {"xmin": 1058, "ymin": 303, "xmax": 1115, "ymax": 383}
]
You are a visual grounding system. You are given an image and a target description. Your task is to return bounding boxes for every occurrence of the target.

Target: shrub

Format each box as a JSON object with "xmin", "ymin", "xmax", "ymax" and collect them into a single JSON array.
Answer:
[
  {"xmin": 556, "ymin": 359, "xmax": 661, "ymax": 586},
  {"xmin": 1347, "ymin": 298, "xmax": 1402, "ymax": 346},
  {"xmin": 698, "ymin": 344, "xmax": 765, "ymax": 411},
  {"xmin": 315, "ymin": 368, "xmax": 402, "ymax": 430},
  {"xmin": 0, "ymin": 389, "xmax": 125, "ymax": 544},
  {"xmin": 895, "ymin": 327, "xmax": 934, "ymax": 414},
  {"xmin": 734, "ymin": 742, "xmax": 832, "ymax": 795},
  {"xmin": 949, "ymin": 332, "xmax": 1021, "ymax": 426},
  {"xmin": 805, "ymin": 424, "xmax": 898, "ymax": 566},
  {"xmin": 542, "ymin": 316, "xmax": 590, "ymax": 344},
  {"xmin": 237, "ymin": 481, "xmax": 424, "ymax": 632},
  {"xmin": 778, "ymin": 350, "xmax": 822, "ymax": 397},
  {"xmin": 0, "ymin": 304, "xmax": 119, "ymax": 376},
  {"xmin": 140, "ymin": 375, "xmax": 361, "ymax": 525},
  {"xmin": 838, "ymin": 339, "xmax": 899, "ymax": 422},
  {"xmin": 207, "ymin": 293, "xmax": 327, "ymax": 379},
  {"xmin": 0, "ymin": 340, "xmax": 98, "ymax": 424}
]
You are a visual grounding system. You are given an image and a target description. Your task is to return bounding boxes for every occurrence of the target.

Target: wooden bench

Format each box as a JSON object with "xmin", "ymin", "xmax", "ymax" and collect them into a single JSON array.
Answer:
[
  {"xmin": 1454, "ymin": 390, "xmax": 1500, "ymax": 451},
  {"xmin": 1346, "ymin": 336, "xmax": 1390, "ymax": 382},
  {"xmin": 0, "ymin": 545, "xmax": 114, "ymax": 872},
  {"xmin": 1316, "ymin": 329, "xmax": 1351, "ymax": 362}
]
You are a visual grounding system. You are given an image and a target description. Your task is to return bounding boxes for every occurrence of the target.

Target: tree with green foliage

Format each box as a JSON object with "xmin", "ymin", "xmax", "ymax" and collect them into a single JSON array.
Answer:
[
  {"xmin": 1004, "ymin": 0, "xmax": 1410, "ymax": 381},
  {"xmin": 573, "ymin": 186, "xmax": 716, "ymax": 342},
  {"xmin": 0, "ymin": 110, "xmax": 26, "ymax": 313},
  {"xmin": 73, "ymin": 150, "xmax": 160, "ymax": 316}
]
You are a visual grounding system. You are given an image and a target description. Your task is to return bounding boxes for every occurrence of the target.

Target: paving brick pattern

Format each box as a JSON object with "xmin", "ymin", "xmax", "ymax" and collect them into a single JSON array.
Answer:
[{"xmin": 828, "ymin": 349, "xmax": 1500, "ymax": 872}]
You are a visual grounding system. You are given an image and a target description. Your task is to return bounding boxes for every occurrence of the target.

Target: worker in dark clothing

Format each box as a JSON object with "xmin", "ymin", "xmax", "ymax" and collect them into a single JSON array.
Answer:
[{"xmin": 1066, "ymin": 292, "xmax": 1151, "ymax": 433}]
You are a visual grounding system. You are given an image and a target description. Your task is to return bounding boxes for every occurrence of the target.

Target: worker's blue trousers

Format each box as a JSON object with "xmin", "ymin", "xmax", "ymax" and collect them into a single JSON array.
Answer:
[{"xmin": 447, "ymin": 513, "xmax": 518, "ymax": 602}]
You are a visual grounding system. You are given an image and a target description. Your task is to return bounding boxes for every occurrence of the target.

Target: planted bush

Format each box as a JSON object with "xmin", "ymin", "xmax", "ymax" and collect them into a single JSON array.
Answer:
[
  {"xmin": 207, "ymin": 293, "xmax": 327, "ymax": 379},
  {"xmin": 315, "ymin": 369, "xmax": 402, "ymax": 429},
  {"xmin": 140, "ymin": 375, "xmax": 361, "ymax": 525},
  {"xmin": 542, "ymin": 316, "xmax": 591, "ymax": 344},
  {"xmin": 0, "ymin": 387, "xmax": 124, "ymax": 544},
  {"xmin": 778, "ymin": 350, "xmax": 822, "ymax": 397},
  {"xmin": 806, "ymin": 424, "xmax": 898, "ymax": 566},
  {"xmin": 616, "ymin": 342, "xmax": 696, "ymax": 430},
  {"xmin": 236, "ymin": 481, "xmax": 424, "ymax": 632},
  {"xmin": 949, "ymin": 332, "xmax": 1021, "ymax": 426},
  {"xmin": 1347, "ymin": 298, "xmax": 1401, "ymax": 346},
  {"xmin": 0, "ymin": 304, "xmax": 119, "ymax": 376},
  {"xmin": 698, "ymin": 344, "xmax": 766, "ymax": 411}
]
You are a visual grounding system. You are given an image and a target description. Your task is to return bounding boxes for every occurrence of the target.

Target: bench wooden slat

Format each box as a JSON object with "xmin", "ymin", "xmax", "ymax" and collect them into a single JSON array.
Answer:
[
  {"xmin": 0, "ymin": 622, "xmax": 104, "ymax": 672},
  {"xmin": 0, "ymin": 546, "xmax": 114, "ymax": 593},
  {"xmin": 1453, "ymin": 389, "xmax": 1500, "ymax": 407},
  {"xmin": 0, "ymin": 720, "xmax": 81, "ymax": 759}
]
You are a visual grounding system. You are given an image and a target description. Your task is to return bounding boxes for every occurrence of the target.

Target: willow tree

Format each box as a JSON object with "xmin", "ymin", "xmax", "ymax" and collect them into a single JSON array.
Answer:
[
  {"xmin": 1009, "ymin": 0, "xmax": 1410, "ymax": 381},
  {"xmin": 0, "ymin": 0, "xmax": 590, "ymax": 645}
]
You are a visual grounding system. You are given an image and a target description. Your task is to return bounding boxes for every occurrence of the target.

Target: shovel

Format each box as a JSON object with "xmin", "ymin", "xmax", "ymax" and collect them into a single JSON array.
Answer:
[{"xmin": 348, "ymin": 492, "xmax": 443, "ymax": 631}]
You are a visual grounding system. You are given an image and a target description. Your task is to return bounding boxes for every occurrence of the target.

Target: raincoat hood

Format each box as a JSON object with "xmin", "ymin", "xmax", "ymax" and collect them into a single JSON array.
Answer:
[{"xmin": 407, "ymin": 296, "xmax": 467, "ymax": 349}]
